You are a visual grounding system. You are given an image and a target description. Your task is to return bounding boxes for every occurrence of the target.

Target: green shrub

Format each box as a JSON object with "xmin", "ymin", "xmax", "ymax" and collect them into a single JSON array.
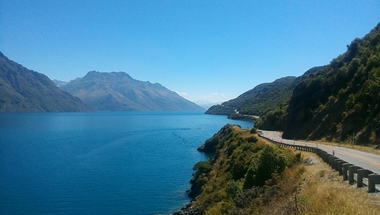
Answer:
[
  {"xmin": 243, "ymin": 145, "xmax": 287, "ymax": 189},
  {"xmin": 193, "ymin": 161, "xmax": 212, "ymax": 178},
  {"xmin": 246, "ymin": 136, "xmax": 258, "ymax": 143}
]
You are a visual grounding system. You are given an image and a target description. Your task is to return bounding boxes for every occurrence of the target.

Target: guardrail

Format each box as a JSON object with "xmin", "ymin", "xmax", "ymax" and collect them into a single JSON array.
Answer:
[{"xmin": 259, "ymin": 134, "xmax": 380, "ymax": 193}]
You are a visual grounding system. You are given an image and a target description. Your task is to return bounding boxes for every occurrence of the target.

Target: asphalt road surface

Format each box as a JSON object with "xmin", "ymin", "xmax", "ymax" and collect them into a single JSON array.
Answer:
[{"xmin": 260, "ymin": 130, "xmax": 380, "ymax": 175}]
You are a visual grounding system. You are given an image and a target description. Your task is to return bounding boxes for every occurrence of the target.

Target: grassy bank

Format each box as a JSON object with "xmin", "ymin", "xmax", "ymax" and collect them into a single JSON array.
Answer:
[
  {"xmin": 179, "ymin": 125, "xmax": 380, "ymax": 214},
  {"xmin": 265, "ymin": 150, "xmax": 380, "ymax": 214}
]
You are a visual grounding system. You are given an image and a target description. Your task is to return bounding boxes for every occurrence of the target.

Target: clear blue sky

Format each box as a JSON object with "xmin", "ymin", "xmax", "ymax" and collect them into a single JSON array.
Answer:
[{"xmin": 1, "ymin": 1, "xmax": 380, "ymax": 104}]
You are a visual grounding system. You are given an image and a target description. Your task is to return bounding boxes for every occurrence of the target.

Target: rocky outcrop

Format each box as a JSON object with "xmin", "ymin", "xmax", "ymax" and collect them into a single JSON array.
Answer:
[{"xmin": 172, "ymin": 202, "xmax": 199, "ymax": 215}]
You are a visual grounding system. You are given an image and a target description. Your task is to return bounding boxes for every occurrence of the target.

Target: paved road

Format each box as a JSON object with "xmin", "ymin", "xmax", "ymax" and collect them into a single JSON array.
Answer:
[{"xmin": 260, "ymin": 130, "xmax": 380, "ymax": 175}]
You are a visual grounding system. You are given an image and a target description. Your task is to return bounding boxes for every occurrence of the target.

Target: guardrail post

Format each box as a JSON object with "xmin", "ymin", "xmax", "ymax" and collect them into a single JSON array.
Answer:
[
  {"xmin": 333, "ymin": 158, "xmax": 340, "ymax": 171},
  {"xmin": 321, "ymin": 151, "xmax": 329, "ymax": 163},
  {"xmin": 316, "ymin": 148, "xmax": 322, "ymax": 157},
  {"xmin": 349, "ymin": 166, "xmax": 362, "ymax": 185},
  {"xmin": 260, "ymin": 134, "xmax": 378, "ymax": 190},
  {"xmin": 342, "ymin": 163, "xmax": 353, "ymax": 181},
  {"xmin": 312, "ymin": 147, "xmax": 316, "ymax": 153},
  {"xmin": 357, "ymin": 169, "xmax": 373, "ymax": 188},
  {"xmin": 329, "ymin": 155, "xmax": 334, "ymax": 167},
  {"xmin": 368, "ymin": 174, "xmax": 380, "ymax": 193},
  {"xmin": 337, "ymin": 160, "xmax": 347, "ymax": 175},
  {"xmin": 333, "ymin": 157, "xmax": 340, "ymax": 170}
]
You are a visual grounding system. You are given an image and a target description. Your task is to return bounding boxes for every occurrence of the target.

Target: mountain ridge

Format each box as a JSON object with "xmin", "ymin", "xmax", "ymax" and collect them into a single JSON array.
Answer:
[
  {"xmin": 60, "ymin": 71, "xmax": 204, "ymax": 111},
  {"xmin": 0, "ymin": 52, "xmax": 92, "ymax": 112}
]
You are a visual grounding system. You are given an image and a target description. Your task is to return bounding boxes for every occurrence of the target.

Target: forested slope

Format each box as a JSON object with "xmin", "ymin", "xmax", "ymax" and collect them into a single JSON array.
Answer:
[
  {"xmin": 205, "ymin": 76, "xmax": 297, "ymax": 117},
  {"xmin": 258, "ymin": 22, "xmax": 380, "ymax": 144}
]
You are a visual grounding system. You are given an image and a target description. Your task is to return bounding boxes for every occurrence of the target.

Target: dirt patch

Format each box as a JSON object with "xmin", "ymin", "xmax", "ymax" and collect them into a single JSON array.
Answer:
[{"xmin": 304, "ymin": 154, "xmax": 319, "ymax": 165}]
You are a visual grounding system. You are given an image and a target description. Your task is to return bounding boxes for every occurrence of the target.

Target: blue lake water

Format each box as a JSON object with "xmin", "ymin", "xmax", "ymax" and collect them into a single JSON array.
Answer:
[{"xmin": 0, "ymin": 112, "xmax": 253, "ymax": 215}]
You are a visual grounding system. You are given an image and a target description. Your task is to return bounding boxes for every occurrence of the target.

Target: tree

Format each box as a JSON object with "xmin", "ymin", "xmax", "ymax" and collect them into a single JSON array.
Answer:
[{"xmin": 243, "ymin": 146, "xmax": 287, "ymax": 189}]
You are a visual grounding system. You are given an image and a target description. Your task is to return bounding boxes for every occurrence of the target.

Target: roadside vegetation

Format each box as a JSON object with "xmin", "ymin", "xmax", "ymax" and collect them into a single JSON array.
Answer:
[{"xmin": 183, "ymin": 125, "xmax": 380, "ymax": 215}]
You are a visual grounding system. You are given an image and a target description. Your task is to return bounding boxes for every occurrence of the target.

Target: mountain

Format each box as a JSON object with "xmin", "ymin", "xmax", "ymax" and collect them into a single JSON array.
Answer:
[
  {"xmin": 52, "ymin": 79, "xmax": 68, "ymax": 88},
  {"xmin": 205, "ymin": 76, "xmax": 297, "ymax": 117},
  {"xmin": 258, "ymin": 22, "xmax": 380, "ymax": 144},
  {"xmin": 0, "ymin": 52, "xmax": 92, "ymax": 112},
  {"xmin": 194, "ymin": 101, "xmax": 222, "ymax": 110},
  {"xmin": 60, "ymin": 71, "xmax": 204, "ymax": 111}
]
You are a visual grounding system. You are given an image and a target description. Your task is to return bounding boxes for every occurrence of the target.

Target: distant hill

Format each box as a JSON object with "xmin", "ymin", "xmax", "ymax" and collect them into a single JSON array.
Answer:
[
  {"xmin": 257, "ymin": 22, "xmax": 380, "ymax": 144},
  {"xmin": 194, "ymin": 101, "xmax": 222, "ymax": 110},
  {"xmin": 60, "ymin": 71, "xmax": 205, "ymax": 111},
  {"xmin": 205, "ymin": 76, "xmax": 297, "ymax": 117},
  {"xmin": 0, "ymin": 52, "xmax": 92, "ymax": 112},
  {"xmin": 52, "ymin": 79, "xmax": 68, "ymax": 88}
]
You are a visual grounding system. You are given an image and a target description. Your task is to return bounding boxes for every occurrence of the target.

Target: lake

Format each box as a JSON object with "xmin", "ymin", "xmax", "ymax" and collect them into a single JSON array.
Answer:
[{"xmin": 0, "ymin": 112, "xmax": 253, "ymax": 215}]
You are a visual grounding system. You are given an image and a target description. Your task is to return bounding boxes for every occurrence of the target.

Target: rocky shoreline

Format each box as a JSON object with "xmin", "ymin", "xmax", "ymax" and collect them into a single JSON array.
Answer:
[
  {"xmin": 172, "ymin": 150, "xmax": 207, "ymax": 214},
  {"xmin": 172, "ymin": 125, "xmax": 228, "ymax": 214},
  {"xmin": 171, "ymin": 178, "xmax": 200, "ymax": 214},
  {"xmin": 172, "ymin": 201, "xmax": 199, "ymax": 215}
]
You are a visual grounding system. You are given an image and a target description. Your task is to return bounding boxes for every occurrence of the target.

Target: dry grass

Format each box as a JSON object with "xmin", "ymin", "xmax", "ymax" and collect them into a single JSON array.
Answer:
[
  {"xmin": 295, "ymin": 152, "xmax": 380, "ymax": 214},
  {"xmin": 258, "ymin": 132, "xmax": 380, "ymax": 214},
  {"xmin": 260, "ymin": 150, "xmax": 380, "ymax": 215},
  {"xmin": 236, "ymin": 126, "xmax": 257, "ymax": 139},
  {"xmin": 232, "ymin": 125, "xmax": 243, "ymax": 131}
]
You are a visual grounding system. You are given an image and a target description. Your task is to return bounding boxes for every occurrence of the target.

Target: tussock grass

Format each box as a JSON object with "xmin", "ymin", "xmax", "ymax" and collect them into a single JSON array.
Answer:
[
  {"xmin": 254, "ymin": 131, "xmax": 380, "ymax": 214},
  {"xmin": 260, "ymin": 151, "xmax": 380, "ymax": 215},
  {"xmin": 291, "ymin": 152, "xmax": 380, "ymax": 214}
]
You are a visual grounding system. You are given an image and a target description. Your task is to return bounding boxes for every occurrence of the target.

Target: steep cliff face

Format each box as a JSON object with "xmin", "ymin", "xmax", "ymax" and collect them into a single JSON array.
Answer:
[
  {"xmin": 60, "ymin": 71, "xmax": 204, "ymax": 111},
  {"xmin": 0, "ymin": 52, "xmax": 92, "ymax": 112},
  {"xmin": 282, "ymin": 23, "xmax": 380, "ymax": 144}
]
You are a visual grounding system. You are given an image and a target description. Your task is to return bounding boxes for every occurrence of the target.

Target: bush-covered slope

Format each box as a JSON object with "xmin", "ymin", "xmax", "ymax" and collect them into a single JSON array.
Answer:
[
  {"xmin": 254, "ymin": 66, "xmax": 323, "ymax": 131},
  {"xmin": 182, "ymin": 124, "xmax": 301, "ymax": 214},
  {"xmin": 176, "ymin": 125, "xmax": 380, "ymax": 214},
  {"xmin": 255, "ymin": 22, "xmax": 380, "ymax": 145},
  {"xmin": 205, "ymin": 76, "xmax": 297, "ymax": 117},
  {"xmin": 280, "ymin": 22, "xmax": 380, "ymax": 144}
]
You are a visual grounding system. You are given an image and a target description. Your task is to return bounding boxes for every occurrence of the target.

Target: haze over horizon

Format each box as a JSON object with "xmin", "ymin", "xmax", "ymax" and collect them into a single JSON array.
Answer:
[{"xmin": 1, "ymin": 1, "xmax": 380, "ymax": 104}]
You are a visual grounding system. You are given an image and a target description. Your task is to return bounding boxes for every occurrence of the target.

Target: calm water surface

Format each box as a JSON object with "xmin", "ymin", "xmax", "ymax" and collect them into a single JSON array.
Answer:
[{"xmin": 0, "ymin": 112, "xmax": 253, "ymax": 215}]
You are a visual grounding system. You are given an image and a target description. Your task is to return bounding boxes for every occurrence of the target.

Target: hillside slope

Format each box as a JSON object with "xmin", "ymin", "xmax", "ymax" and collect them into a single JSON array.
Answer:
[
  {"xmin": 0, "ymin": 52, "xmax": 92, "ymax": 112},
  {"xmin": 60, "ymin": 71, "xmax": 204, "ymax": 111},
  {"xmin": 175, "ymin": 125, "xmax": 380, "ymax": 214},
  {"xmin": 279, "ymin": 22, "xmax": 380, "ymax": 144},
  {"xmin": 176, "ymin": 125, "xmax": 301, "ymax": 214},
  {"xmin": 205, "ymin": 76, "xmax": 297, "ymax": 117}
]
